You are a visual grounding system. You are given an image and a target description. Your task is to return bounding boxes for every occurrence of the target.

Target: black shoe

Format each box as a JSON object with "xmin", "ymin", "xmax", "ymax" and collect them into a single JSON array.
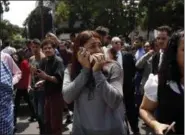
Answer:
[
  {"xmin": 65, "ymin": 115, "xmax": 72, "ymax": 124},
  {"xmin": 28, "ymin": 117, "xmax": 36, "ymax": 122}
]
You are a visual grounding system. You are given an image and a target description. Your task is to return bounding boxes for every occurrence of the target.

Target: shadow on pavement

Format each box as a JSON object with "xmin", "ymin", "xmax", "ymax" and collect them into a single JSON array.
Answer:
[{"xmin": 15, "ymin": 122, "xmax": 30, "ymax": 133}]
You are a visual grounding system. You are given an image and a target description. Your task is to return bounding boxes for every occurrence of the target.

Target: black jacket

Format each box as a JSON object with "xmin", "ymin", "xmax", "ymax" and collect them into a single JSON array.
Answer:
[
  {"xmin": 152, "ymin": 52, "xmax": 160, "ymax": 75},
  {"xmin": 39, "ymin": 55, "xmax": 64, "ymax": 96},
  {"xmin": 122, "ymin": 51, "xmax": 136, "ymax": 92},
  {"xmin": 121, "ymin": 51, "xmax": 139, "ymax": 133}
]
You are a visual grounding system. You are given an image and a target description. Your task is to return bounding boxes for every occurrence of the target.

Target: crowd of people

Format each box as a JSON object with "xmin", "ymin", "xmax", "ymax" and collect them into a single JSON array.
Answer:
[{"xmin": 0, "ymin": 25, "xmax": 184, "ymax": 135}]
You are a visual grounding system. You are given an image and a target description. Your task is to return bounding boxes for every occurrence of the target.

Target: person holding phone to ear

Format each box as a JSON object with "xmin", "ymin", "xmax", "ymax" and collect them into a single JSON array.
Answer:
[
  {"xmin": 63, "ymin": 30, "xmax": 128, "ymax": 135},
  {"xmin": 140, "ymin": 30, "xmax": 184, "ymax": 134}
]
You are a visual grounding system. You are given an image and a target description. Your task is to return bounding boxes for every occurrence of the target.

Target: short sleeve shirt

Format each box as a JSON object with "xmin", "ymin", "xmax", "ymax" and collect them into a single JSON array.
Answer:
[{"xmin": 144, "ymin": 74, "xmax": 184, "ymax": 102}]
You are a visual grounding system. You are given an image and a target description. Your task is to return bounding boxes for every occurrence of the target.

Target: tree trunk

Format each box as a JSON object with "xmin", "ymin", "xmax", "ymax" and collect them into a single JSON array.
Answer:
[
  {"xmin": 51, "ymin": 0, "xmax": 56, "ymax": 34},
  {"xmin": 40, "ymin": 0, "xmax": 44, "ymax": 39}
]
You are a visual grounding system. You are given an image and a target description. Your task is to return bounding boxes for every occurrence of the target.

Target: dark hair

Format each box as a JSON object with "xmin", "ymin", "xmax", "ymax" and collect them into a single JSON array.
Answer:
[
  {"xmin": 41, "ymin": 39, "xmax": 56, "ymax": 49},
  {"xmin": 107, "ymin": 35, "xmax": 112, "ymax": 41},
  {"xmin": 158, "ymin": 30, "xmax": 184, "ymax": 95},
  {"xmin": 149, "ymin": 39, "xmax": 156, "ymax": 50},
  {"xmin": 16, "ymin": 49, "xmax": 25, "ymax": 64},
  {"xmin": 157, "ymin": 25, "xmax": 172, "ymax": 36},
  {"xmin": 70, "ymin": 30, "xmax": 101, "ymax": 81},
  {"xmin": 70, "ymin": 33, "xmax": 76, "ymax": 38},
  {"xmin": 32, "ymin": 39, "xmax": 41, "ymax": 47},
  {"xmin": 26, "ymin": 39, "xmax": 32, "ymax": 45},
  {"xmin": 95, "ymin": 26, "xmax": 109, "ymax": 37},
  {"xmin": 135, "ymin": 36, "xmax": 144, "ymax": 43},
  {"xmin": 109, "ymin": 48, "xmax": 118, "ymax": 60}
]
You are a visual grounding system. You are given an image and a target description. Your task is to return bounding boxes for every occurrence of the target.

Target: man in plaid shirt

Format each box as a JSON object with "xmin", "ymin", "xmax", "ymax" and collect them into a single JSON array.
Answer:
[{"xmin": 0, "ymin": 52, "xmax": 22, "ymax": 134}]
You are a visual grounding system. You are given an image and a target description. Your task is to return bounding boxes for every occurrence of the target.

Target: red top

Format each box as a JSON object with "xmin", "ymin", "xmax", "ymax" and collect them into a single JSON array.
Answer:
[{"xmin": 16, "ymin": 60, "xmax": 30, "ymax": 89}]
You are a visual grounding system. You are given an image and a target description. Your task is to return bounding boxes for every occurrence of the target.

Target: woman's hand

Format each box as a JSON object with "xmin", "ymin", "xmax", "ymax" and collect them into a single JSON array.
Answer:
[
  {"xmin": 92, "ymin": 54, "xmax": 106, "ymax": 72},
  {"xmin": 153, "ymin": 121, "xmax": 171, "ymax": 134},
  {"xmin": 77, "ymin": 48, "xmax": 91, "ymax": 69}
]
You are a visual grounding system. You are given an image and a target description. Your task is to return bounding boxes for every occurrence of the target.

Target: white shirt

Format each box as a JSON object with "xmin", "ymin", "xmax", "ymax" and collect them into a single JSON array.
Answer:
[
  {"xmin": 158, "ymin": 49, "xmax": 164, "ymax": 69},
  {"xmin": 2, "ymin": 46, "xmax": 16, "ymax": 55},
  {"xmin": 144, "ymin": 74, "xmax": 184, "ymax": 102},
  {"xmin": 135, "ymin": 48, "xmax": 145, "ymax": 61},
  {"xmin": 102, "ymin": 46, "xmax": 109, "ymax": 59},
  {"xmin": 117, "ymin": 51, "xmax": 123, "ymax": 69}
]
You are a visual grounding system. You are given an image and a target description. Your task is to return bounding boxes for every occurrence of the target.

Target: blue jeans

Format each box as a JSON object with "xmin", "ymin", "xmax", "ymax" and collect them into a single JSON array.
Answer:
[
  {"xmin": 33, "ymin": 90, "xmax": 45, "ymax": 121},
  {"xmin": 31, "ymin": 90, "xmax": 45, "ymax": 134}
]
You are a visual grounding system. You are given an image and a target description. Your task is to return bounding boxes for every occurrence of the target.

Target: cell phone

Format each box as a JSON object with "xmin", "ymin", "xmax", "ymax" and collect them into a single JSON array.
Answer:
[{"xmin": 164, "ymin": 122, "xmax": 176, "ymax": 135}]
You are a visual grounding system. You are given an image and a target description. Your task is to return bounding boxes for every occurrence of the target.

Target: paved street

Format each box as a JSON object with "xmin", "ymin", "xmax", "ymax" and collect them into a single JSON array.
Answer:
[
  {"xmin": 15, "ymin": 104, "xmax": 72, "ymax": 135},
  {"xmin": 15, "ymin": 104, "xmax": 153, "ymax": 135},
  {"xmin": 16, "ymin": 117, "xmax": 72, "ymax": 135}
]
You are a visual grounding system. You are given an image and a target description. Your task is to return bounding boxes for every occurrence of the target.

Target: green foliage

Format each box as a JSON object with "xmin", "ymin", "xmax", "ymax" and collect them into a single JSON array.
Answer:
[
  {"xmin": 24, "ymin": 6, "xmax": 53, "ymax": 40},
  {"xmin": 138, "ymin": 0, "xmax": 184, "ymax": 31},
  {"xmin": 55, "ymin": 1, "xmax": 70, "ymax": 22},
  {"xmin": 0, "ymin": 20, "xmax": 24, "ymax": 42},
  {"xmin": 45, "ymin": 0, "xmax": 184, "ymax": 36},
  {"xmin": 55, "ymin": 0, "xmax": 139, "ymax": 36}
]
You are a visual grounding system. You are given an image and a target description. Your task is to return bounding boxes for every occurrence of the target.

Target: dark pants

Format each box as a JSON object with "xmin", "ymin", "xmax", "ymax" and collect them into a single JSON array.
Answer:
[
  {"xmin": 124, "ymin": 87, "xmax": 139, "ymax": 133},
  {"xmin": 14, "ymin": 89, "xmax": 36, "ymax": 125},
  {"xmin": 125, "ymin": 99, "xmax": 139, "ymax": 133},
  {"xmin": 44, "ymin": 93, "xmax": 63, "ymax": 134},
  {"xmin": 33, "ymin": 90, "xmax": 45, "ymax": 134}
]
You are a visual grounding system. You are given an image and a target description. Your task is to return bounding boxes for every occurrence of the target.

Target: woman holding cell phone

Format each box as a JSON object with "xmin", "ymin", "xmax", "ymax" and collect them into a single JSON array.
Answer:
[
  {"xmin": 62, "ymin": 30, "xmax": 128, "ymax": 135},
  {"xmin": 140, "ymin": 30, "xmax": 184, "ymax": 134}
]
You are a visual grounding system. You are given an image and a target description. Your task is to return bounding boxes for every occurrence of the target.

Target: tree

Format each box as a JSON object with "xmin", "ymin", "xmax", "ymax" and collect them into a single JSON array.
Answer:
[
  {"xmin": 55, "ymin": 0, "xmax": 139, "ymax": 36},
  {"xmin": 138, "ymin": 0, "xmax": 184, "ymax": 32},
  {"xmin": 0, "ymin": 19, "xmax": 24, "ymax": 42},
  {"xmin": 24, "ymin": 6, "xmax": 53, "ymax": 40},
  {"xmin": 55, "ymin": 1, "xmax": 70, "ymax": 24}
]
